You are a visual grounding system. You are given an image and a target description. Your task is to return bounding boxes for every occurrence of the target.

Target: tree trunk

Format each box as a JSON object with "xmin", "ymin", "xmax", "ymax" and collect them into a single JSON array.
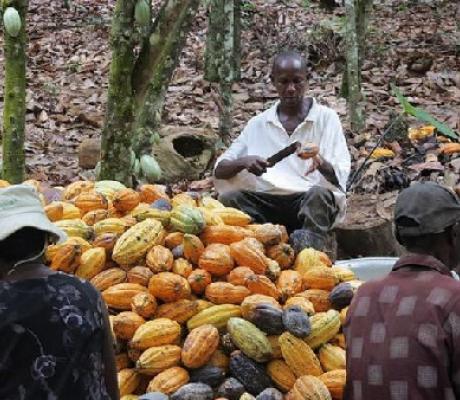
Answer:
[
  {"xmin": 345, "ymin": 0, "xmax": 364, "ymax": 132},
  {"xmin": 205, "ymin": 0, "xmax": 240, "ymax": 145},
  {"xmin": 341, "ymin": 0, "xmax": 372, "ymax": 109},
  {"xmin": 132, "ymin": 0, "xmax": 200, "ymax": 156},
  {"xmin": 2, "ymin": 0, "xmax": 28, "ymax": 183},
  {"xmin": 100, "ymin": 0, "xmax": 136, "ymax": 185}
]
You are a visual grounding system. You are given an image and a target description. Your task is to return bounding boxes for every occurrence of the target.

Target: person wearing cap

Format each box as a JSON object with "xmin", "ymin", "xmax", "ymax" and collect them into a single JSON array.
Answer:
[
  {"xmin": 213, "ymin": 50, "xmax": 351, "ymax": 256},
  {"xmin": 344, "ymin": 181, "xmax": 460, "ymax": 400},
  {"xmin": 0, "ymin": 185, "xmax": 119, "ymax": 399}
]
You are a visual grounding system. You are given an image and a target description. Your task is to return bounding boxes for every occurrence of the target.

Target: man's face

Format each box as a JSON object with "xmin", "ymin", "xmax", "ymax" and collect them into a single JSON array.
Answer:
[{"xmin": 271, "ymin": 57, "xmax": 307, "ymax": 108}]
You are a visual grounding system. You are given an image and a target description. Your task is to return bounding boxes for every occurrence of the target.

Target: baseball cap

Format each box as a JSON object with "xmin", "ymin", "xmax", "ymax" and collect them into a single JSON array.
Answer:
[
  {"xmin": 0, "ymin": 184, "xmax": 66, "ymax": 243},
  {"xmin": 394, "ymin": 181, "xmax": 460, "ymax": 236}
]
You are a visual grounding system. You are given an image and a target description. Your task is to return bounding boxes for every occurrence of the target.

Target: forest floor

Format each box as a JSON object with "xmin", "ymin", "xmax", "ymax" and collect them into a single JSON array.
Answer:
[{"xmin": 0, "ymin": 0, "xmax": 458, "ymax": 191}]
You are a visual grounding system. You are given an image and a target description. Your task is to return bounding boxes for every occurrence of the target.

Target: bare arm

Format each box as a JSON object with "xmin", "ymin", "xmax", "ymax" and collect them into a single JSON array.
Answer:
[
  {"xmin": 317, "ymin": 157, "xmax": 340, "ymax": 187},
  {"xmin": 101, "ymin": 304, "xmax": 120, "ymax": 400},
  {"xmin": 215, "ymin": 156, "xmax": 268, "ymax": 179}
]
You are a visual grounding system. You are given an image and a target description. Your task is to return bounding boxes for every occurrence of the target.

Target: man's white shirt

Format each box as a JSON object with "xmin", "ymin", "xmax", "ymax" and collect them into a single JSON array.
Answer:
[{"xmin": 214, "ymin": 99, "xmax": 351, "ymax": 225}]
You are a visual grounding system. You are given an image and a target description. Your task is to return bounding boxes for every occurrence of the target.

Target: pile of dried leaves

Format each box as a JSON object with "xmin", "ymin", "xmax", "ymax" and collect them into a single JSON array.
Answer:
[{"xmin": 0, "ymin": 0, "xmax": 458, "ymax": 192}]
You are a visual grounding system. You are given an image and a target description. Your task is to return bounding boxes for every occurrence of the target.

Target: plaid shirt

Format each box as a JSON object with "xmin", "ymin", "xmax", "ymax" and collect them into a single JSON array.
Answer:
[{"xmin": 344, "ymin": 254, "xmax": 460, "ymax": 400}]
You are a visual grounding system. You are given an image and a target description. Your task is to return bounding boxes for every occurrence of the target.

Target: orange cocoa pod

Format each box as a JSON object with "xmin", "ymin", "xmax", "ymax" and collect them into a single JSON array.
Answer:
[
  {"xmin": 198, "ymin": 243, "xmax": 234, "ymax": 276},
  {"xmin": 118, "ymin": 368, "xmax": 140, "ymax": 397},
  {"xmin": 113, "ymin": 188, "xmax": 140, "ymax": 213},
  {"xmin": 127, "ymin": 266, "xmax": 154, "ymax": 286},
  {"xmin": 82, "ymin": 209, "xmax": 110, "ymax": 226},
  {"xmin": 164, "ymin": 232, "xmax": 184, "ymax": 249},
  {"xmin": 146, "ymin": 245, "xmax": 174, "ymax": 273},
  {"xmin": 227, "ymin": 266, "xmax": 255, "ymax": 286},
  {"xmin": 146, "ymin": 366, "xmax": 189, "ymax": 395},
  {"xmin": 75, "ymin": 247, "xmax": 107, "ymax": 280},
  {"xmin": 50, "ymin": 244, "xmax": 82, "ymax": 273},
  {"xmin": 302, "ymin": 266, "xmax": 338, "ymax": 291},
  {"xmin": 230, "ymin": 238, "xmax": 269, "ymax": 274},
  {"xmin": 205, "ymin": 282, "xmax": 250, "ymax": 305},
  {"xmin": 172, "ymin": 258, "xmax": 193, "ymax": 278},
  {"xmin": 267, "ymin": 243, "xmax": 295, "ymax": 269},
  {"xmin": 44, "ymin": 202, "xmax": 64, "ymax": 222},
  {"xmin": 131, "ymin": 292, "xmax": 157, "ymax": 319},
  {"xmin": 113, "ymin": 311, "xmax": 145, "ymax": 341},
  {"xmin": 155, "ymin": 299, "xmax": 199, "ymax": 324},
  {"xmin": 188, "ymin": 269, "xmax": 212, "ymax": 295},
  {"xmin": 297, "ymin": 142, "xmax": 320, "ymax": 159},
  {"xmin": 75, "ymin": 191, "xmax": 108, "ymax": 214},
  {"xmin": 276, "ymin": 270, "xmax": 302, "ymax": 301},
  {"xmin": 102, "ymin": 283, "xmax": 147, "ymax": 310},
  {"xmin": 181, "ymin": 324, "xmax": 219, "ymax": 368},
  {"xmin": 296, "ymin": 289, "xmax": 332, "ymax": 312},
  {"xmin": 138, "ymin": 184, "xmax": 169, "ymax": 203},
  {"xmin": 246, "ymin": 274, "xmax": 281, "ymax": 300},
  {"xmin": 90, "ymin": 268, "xmax": 127, "ymax": 292},
  {"xmin": 200, "ymin": 225, "xmax": 255, "ymax": 245},
  {"xmin": 148, "ymin": 272, "xmax": 191, "ymax": 303}
]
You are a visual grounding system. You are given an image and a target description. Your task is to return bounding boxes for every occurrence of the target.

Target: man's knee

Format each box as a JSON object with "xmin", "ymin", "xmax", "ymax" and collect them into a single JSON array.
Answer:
[
  {"xmin": 304, "ymin": 186, "xmax": 333, "ymax": 200},
  {"xmin": 218, "ymin": 190, "xmax": 246, "ymax": 207}
]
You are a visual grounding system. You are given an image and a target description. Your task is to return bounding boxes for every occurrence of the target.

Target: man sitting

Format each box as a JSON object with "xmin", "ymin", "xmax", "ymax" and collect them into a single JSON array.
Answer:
[
  {"xmin": 344, "ymin": 182, "xmax": 460, "ymax": 399},
  {"xmin": 213, "ymin": 50, "xmax": 351, "ymax": 254}
]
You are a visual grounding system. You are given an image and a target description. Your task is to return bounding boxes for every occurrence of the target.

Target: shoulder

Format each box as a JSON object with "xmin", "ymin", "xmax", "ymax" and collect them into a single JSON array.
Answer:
[
  {"xmin": 244, "ymin": 104, "xmax": 277, "ymax": 129},
  {"xmin": 315, "ymin": 102, "xmax": 341, "ymax": 123},
  {"xmin": 48, "ymin": 272, "xmax": 102, "ymax": 303}
]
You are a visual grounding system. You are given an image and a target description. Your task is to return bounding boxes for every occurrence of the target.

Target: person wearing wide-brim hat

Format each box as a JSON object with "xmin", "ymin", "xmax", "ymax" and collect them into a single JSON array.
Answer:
[
  {"xmin": 344, "ymin": 182, "xmax": 460, "ymax": 400},
  {"xmin": 0, "ymin": 185, "xmax": 119, "ymax": 399}
]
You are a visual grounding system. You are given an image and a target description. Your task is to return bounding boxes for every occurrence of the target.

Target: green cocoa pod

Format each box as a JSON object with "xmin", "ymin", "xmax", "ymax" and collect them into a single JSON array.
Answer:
[
  {"xmin": 3, "ymin": 7, "xmax": 21, "ymax": 37},
  {"xmin": 140, "ymin": 154, "xmax": 162, "ymax": 183},
  {"xmin": 134, "ymin": 0, "xmax": 150, "ymax": 26},
  {"xmin": 227, "ymin": 317, "xmax": 272, "ymax": 362}
]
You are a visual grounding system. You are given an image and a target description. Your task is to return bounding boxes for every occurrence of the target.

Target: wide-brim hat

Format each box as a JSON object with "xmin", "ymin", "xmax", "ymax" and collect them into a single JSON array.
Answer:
[{"xmin": 0, "ymin": 184, "xmax": 67, "ymax": 243}]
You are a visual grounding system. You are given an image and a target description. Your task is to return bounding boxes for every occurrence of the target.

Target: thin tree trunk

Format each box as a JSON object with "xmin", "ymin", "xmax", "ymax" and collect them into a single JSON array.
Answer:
[
  {"xmin": 100, "ymin": 0, "xmax": 136, "ymax": 185},
  {"xmin": 204, "ymin": 0, "xmax": 223, "ymax": 82},
  {"xmin": 131, "ymin": 0, "xmax": 200, "ymax": 156},
  {"xmin": 205, "ymin": 0, "xmax": 240, "ymax": 145},
  {"xmin": 2, "ymin": 0, "xmax": 28, "ymax": 183},
  {"xmin": 345, "ymin": 0, "xmax": 364, "ymax": 132},
  {"xmin": 341, "ymin": 0, "xmax": 372, "ymax": 101}
]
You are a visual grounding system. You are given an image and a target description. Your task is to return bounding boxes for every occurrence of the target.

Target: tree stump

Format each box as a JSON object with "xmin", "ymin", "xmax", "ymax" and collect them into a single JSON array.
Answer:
[
  {"xmin": 152, "ymin": 125, "xmax": 219, "ymax": 182},
  {"xmin": 78, "ymin": 138, "xmax": 101, "ymax": 169},
  {"xmin": 335, "ymin": 192, "xmax": 404, "ymax": 258}
]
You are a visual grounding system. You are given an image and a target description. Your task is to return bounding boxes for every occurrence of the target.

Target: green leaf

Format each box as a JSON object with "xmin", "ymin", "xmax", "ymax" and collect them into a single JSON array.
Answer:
[{"xmin": 392, "ymin": 84, "xmax": 459, "ymax": 141}]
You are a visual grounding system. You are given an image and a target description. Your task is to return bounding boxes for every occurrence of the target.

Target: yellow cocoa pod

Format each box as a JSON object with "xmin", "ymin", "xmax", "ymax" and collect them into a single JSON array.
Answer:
[
  {"xmin": 305, "ymin": 310, "xmax": 341, "ymax": 350},
  {"xmin": 289, "ymin": 375, "xmax": 331, "ymax": 400},
  {"xmin": 130, "ymin": 318, "xmax": 181, "ymax": 350},
  {"xmin": 135, "ymin": 345, "xmax": 181, "ymax": 375},
  {"xmin": 187, "ymin": 304, "xmax": 242, "ymax": 330},
  {"xmin": 75, "ymin": 247, "xmax": 106, "ymax": 280},
  {"xmin": 94, "ymin": 218, "xmax": 130, "ymax": 236},
  {"xmin": 112, "ymin": 219, "xmax": 163, "ymax": 265},
  {"xmin": 319, "ymin": 344, "xmax": 346, "ymax": 372},
  {"xmin": 227, "ymin": 317, "xmax": 272, "ymax": 362},
  {"xmin": 118, "ymin": 368, "xmax": 140, "ymax": 397},
  {"xmin": 146, "ymin": 366, "xmax": 189, "ymax": 395},
  {"xmin": 279, "ymin": 332, "xmax": 323, "ymax": 378}
]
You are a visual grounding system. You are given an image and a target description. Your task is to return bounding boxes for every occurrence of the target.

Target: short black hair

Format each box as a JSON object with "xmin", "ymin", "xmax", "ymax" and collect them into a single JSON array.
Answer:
[{"xmin": 271, "ymin": 50, "xmax": 308, "ymax": 75}]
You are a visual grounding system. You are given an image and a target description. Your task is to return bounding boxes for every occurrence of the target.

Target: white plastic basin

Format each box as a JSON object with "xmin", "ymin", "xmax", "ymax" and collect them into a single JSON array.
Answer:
[{"xmin": 334, "ymin": 257, "xmax": 398, "ymax": 282}]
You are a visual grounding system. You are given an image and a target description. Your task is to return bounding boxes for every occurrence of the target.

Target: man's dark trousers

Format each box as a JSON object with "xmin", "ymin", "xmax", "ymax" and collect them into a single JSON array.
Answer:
[{"xmin": 218, "ymin": 186, "xmax": 339, "ymax": 237}]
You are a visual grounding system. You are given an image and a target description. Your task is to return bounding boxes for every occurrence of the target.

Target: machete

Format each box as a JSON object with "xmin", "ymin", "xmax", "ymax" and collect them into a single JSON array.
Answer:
[{"xmin": 266, "ymin": 141, "xmax": 301, "ymax": 167}]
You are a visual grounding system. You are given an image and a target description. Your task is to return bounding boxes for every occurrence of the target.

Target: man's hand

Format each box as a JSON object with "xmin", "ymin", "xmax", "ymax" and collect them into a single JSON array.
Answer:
[
  {"xmin": 241, "ymin": 156, "xmax": 268, "ymax": 176},
  {"xmin": 305, "ymin": 155, "xmax": 340, "ymax": 188},
  {"xmin": 214, "ymin": 156, "xmax": 268, "ymax": 180}
]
